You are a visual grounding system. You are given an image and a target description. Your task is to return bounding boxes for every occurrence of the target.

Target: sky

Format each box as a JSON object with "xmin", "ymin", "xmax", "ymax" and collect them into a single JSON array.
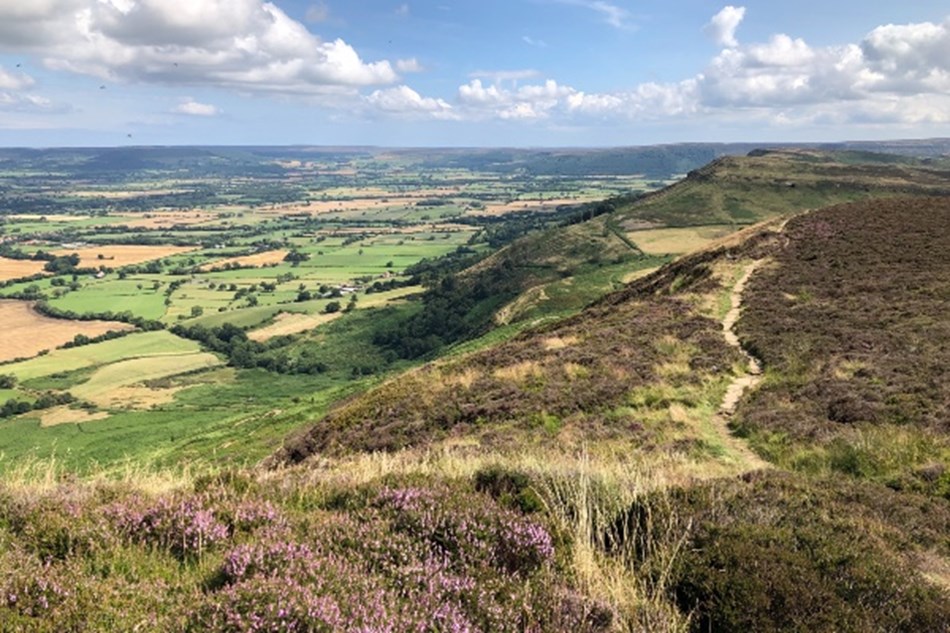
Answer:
[{"xmin": 0, "ymin": 0, "xmax": 948, "ymax": 147}]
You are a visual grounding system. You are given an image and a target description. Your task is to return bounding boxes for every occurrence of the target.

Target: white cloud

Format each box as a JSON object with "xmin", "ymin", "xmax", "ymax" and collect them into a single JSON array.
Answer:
[
  {"xmin": 395, "ymin": 3, "xmax": 410, "ymax": 17},
  {"xmin": 0, "ymin": 66, "xmax": 35, "ymax": 91},
  {"xmin": 439, "ymin": 11, "xmax": 950, "ymax": 131},
  {"xmin": 395, "ymin": 58, "xmax": 423, "ymax": 73},
  {"xmin": 0, "ymin": 0, "xmax": 399, "ymax": 94},
  {"xmin": 173, "ymin": 98, "xmax": 219, "ymax": 116},
  {"xmin": 556, "ymin": 0, "xmax": 633, "ymax": 30},
  {"xmin": 458, "ymin": 78, "xmax": 577, "ymax": 120},
  {"xmin": 704, "ymin": 5, "xmax": 746, "ymax": 48},
  {"xmin": 366, "ymin": 85, "xmax": 456, "ymax": 119},
  {"xmin": 522, "ymin": 35, "xmax": 547, "ymax": 48},
  {"xmin": 469, "ymin": 69, "xmax": 540, "ymax": 83}
]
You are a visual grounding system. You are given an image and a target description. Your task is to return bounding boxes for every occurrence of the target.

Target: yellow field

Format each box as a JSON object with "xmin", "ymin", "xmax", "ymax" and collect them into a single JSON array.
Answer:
[
  {"xmin": 0, "ymin": 300, "xmax": 133, "ymax": 362},
  {"xmin": 7, "ymin": 214, "xmax": 90, "ymax": 222},
  {"xmin": 70, "ymin": 353, "xmax": 223, "ymax": 408},
  {"xmin": 200, "ymin": 249, "xmax": 288, "ymax": 271},
  {"xmin": 477, "ymin": 197, "xmax": 591, "ymax": 216},
  {"xmin": 70, "ymin": 188, "xmax": 190, "ymax": 199},
  {"xmin": 39, "ymin": 407, "xmax": 110, "ymax": 428},
  {"xmin": 628, "ymin": 225, "xmax": 738, "ymax": 255},
  {"xmin": 263, "ymin": 198, "xmax": 407, "ymax": 215},
  {"xmin": 116, "ymin": 212, "xmax": 217, "ymax": 229},
  {"xmin": 52, "ymin": 244, "xmax": 197, "ymax": 267},
  {"xmin": 0, "ymin": 257, "xmax": 47, "ymax": 282},
  {"xmin": 248, "ymin": 312, "xmax": 342, "ymax": 341}
]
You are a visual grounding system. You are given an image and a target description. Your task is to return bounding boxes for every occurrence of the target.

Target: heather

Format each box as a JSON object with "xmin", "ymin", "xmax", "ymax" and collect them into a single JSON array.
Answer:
[
  {"xmin": 734, "ymin": 197, "xmax": 950, "ymax": 496},
  {"xmin": 0, "ymin": 470, "xmax": 609, "ymax": 632}
]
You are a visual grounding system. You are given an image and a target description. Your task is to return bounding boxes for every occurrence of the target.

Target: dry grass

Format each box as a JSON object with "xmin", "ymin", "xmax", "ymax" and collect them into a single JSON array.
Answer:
[
  {"xmin": 200, "ymin": 249, "xmax": 288, "ymax": 271},
  {"xmin": 6, "ymin": 213, "xmax": 89, "ymax": 222},
  {"xmin": 0, "ymin": 256, "xmax": 47, "ymax": 281},
  {"xmin": 248, "ymin": 312, "xmax": 341, "ymax": 342},
  {"xmin": 0, "ymin": 300, "xmax": 133, "ymax": 362},
  {"xmin": 52, "ymin": 244, "xmax": 197, "ymax": 267},
  {"xmin": 628, "ymin": 225, "xmax": 737, "ymax": 255},
  {"xmin": 117, "ymin": 211, "xmax": 216, "ymax": 229},
  {"xmin": 492, "ymin": 359, "xmax": 542, "ymax": 383},
  {"xmin": 475, "ymin": 197, "xmax": 597, "ymax": 216},
  {"xmin": 38, "ymin": 406, "xmax": 110, "ymax": 427}
]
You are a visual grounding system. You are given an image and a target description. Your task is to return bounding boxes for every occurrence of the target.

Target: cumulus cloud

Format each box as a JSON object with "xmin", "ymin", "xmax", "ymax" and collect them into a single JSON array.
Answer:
[
  {"xmin": 438, "ymin": 11, "xmax": 950, "ymax": 130},
  {"xmin": 0, "ymin": 0, "xmax": 398, "ymax": 94},
  {"xmin": 704, "ymin": 5, "xmax": 746, "ymax": 48},
  {"xmin": 173, "ymin": 98, "xmax": 219, "ymax": 116},
  {"xmin": 366, "ymin": 85, "xmax": 456, "ymax": 119}
]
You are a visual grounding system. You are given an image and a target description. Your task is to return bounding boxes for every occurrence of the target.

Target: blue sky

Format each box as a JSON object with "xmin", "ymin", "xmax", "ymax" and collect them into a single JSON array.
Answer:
[{"xmin": 0, "ymin": 0, "xmax": 948, "ymax": 147}]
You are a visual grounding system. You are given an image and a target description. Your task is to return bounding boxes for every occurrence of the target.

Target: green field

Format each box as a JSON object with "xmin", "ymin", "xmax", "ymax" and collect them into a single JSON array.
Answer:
[
  {"xmin": 70, "ymin": 353, "xmax": 224, "ymax": 405},
  {"xmin": 5, "ymin": 331, "xmax": 202, "ymax": 382}
]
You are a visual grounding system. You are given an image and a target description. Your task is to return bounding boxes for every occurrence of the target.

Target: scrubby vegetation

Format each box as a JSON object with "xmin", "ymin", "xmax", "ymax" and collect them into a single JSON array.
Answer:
[
  {"xmin": 0, "ymin": 469, "xmax": 612, "ymax": 632},
  {"xmin": 3, "ymin": 148, "xmax": 950, "ymax": 631},
  {"xmin": 735, "ymin": 197, "xmax": 950, "ymax": 496},
  {"xmin": 620, "ymin": 470, "xmax": 950, "ymax": 632}
]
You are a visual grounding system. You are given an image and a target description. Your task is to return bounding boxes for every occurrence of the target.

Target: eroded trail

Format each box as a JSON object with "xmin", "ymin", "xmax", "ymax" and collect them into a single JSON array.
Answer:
[{"xmin": 712, "ymin": 260, "xmax": 769, "ymax": 470}]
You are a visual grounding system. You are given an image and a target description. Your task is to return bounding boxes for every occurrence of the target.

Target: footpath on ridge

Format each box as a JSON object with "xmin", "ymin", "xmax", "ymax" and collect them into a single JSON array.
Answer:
[{"xmin": 711, "ymin": 259, "xmax": 770, "ymax": 471}]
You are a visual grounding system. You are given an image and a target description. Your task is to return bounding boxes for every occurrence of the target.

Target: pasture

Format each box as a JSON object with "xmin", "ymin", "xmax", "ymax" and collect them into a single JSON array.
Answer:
[
  {"xmin": 5, "ymin": 331, "xmax": 202, "ymax": 382},
  {"xmin": 0, "ymin": 300, "xmax": 133, "ymax": 363},
  {"xmin": 69, "ymin": 352, "xmax": 224, "ymax": 408}
]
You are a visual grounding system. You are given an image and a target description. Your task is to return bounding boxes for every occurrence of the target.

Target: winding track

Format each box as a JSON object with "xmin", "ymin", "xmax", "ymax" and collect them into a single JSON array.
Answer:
[{"xmin": 711, "ymin": 260, "xmax": 770, "ymax": 470}]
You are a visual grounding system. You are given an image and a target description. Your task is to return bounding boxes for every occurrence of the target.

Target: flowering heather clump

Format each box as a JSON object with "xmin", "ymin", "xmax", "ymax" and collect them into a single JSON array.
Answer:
[
  {"xmin": 374, "ymin": 486, "xmax": 555, "ymax": 574},
  {"xmin": 106, "ymin": 494, "xmax": 229, "ymax": 560},
  {"xmin": 3, "ymin": 561, "xmax": 71, "ymax": 618},
  {"xmin": 190, "ymin": 577, "xmax": 343, "ymax": 632},
  {"xmin": 230, "ymin": 499, "xmax": 288, "ymax": 533}
]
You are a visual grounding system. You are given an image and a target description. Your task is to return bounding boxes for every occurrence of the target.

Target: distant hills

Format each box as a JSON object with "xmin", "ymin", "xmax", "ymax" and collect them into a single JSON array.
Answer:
[{"xmin": 1, "ymin": 138, "xmax": 948, "ymax": 178}]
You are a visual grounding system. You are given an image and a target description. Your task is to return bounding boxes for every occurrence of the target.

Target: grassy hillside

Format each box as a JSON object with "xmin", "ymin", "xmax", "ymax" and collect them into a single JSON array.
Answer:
[
  {"xmin": 3, "ymin": 153, "xmax": 950, "ymax": 631},
  {"xmin": 614, "ymin": 149, "xmax": 950, "ymax": 228},
  {"xmin": 275, "ymin": 224, "xmax": 786, "ymax": 462},
  {"xmin": 395, "ymin": 149, "xmax": 950, "ymax": 357},
  {"xmin": 274, "ymin": 194, "xmax": 950, "ymax": 630}
]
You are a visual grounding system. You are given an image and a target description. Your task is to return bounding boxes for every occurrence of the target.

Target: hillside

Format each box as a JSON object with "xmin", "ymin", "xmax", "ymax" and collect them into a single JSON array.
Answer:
[
  {"xmin": 273, "ymin": 194, "xmax": 950, "ymax": 630},
  {"xmin": 734, "ymin": 196, "xmax": 950, "ymax": 496},
  {"xmin": 390, "ymin": 149, "xmax": 950, "ymax": 351},
  {"xmin": 613, "ymin": 149, "xmax": 950, "ymax": 228},
  {"xmin": 2, "ymin": 154, "xmax": 950, "ymax": 632}
]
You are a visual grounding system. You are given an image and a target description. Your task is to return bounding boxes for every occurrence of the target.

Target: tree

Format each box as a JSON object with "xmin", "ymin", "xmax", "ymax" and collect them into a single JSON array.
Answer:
[
  {"xmin": 324, "ymin": 301, "xmax": 341, "ymax": 314},
  {"xmin": 0, "ymin": 374, "xmax": 16, "ymax": 389}
]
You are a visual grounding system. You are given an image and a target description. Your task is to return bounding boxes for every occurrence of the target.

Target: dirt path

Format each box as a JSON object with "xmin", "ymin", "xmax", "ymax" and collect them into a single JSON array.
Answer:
[{"xmin": 712, "ymin": 260, "xmax": 769, "ymax": 470}]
